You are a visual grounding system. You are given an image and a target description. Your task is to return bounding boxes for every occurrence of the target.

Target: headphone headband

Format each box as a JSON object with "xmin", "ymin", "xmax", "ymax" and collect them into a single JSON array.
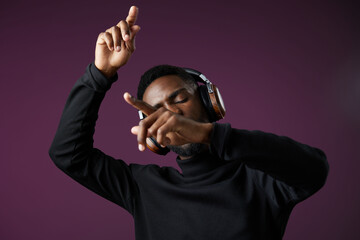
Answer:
[{"xmin": 183, "ymin": 68, "xmax": 213, "ymax": 88}]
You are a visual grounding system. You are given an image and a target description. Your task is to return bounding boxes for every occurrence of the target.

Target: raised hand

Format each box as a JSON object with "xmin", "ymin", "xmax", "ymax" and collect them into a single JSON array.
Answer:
[{"xmin": 95, "ymin": 6, "xmax": 141, "ymax": 78}]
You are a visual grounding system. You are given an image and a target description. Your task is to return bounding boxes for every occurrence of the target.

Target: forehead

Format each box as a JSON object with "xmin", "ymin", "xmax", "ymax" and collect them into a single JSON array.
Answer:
[{"xmin": 143, "ymin": 75, "xmax": 192, "ymax": 105}]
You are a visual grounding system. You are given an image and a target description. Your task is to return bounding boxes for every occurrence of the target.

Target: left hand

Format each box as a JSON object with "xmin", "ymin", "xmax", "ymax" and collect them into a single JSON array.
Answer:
[
  {"xmin": 123, "ymin": 93, "xmax": 213, "ymax": 151},
  {"xmin": 94, "ymin": 6, "xmax": 141, "ymax": 78}
]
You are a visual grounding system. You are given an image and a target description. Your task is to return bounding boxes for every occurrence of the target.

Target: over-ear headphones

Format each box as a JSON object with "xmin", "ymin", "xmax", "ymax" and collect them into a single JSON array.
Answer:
[{"xmin": 138, "ymin": 68, "xmax": 226, "ymax": 155}]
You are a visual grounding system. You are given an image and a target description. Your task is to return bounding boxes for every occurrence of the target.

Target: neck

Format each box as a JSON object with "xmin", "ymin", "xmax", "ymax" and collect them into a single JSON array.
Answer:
[{"xmin": 175, "ymin": 148, "xmax": 225, "ymax": 178}]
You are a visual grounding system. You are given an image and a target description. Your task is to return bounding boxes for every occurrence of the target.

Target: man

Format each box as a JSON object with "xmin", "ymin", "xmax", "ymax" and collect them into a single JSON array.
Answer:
[{"xmin": 49, "ymin": 6, "xmax": 329, "ymax": 240}]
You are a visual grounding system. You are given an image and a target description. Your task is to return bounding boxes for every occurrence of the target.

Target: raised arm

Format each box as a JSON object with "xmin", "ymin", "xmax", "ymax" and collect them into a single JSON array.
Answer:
[{"xmin": 49, "ymin": 6, "xmax": 141, "ymax": 213}]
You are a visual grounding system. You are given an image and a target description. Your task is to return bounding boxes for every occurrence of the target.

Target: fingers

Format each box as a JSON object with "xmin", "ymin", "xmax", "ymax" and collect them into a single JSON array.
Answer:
[
  {"xmin": 99, "ymin": 6, "xmax": 140, "ymax": 53},
  {"xmin": 110, "ymin": 26, "xmax": 121, "ymax": 52},
  {"xmin": 131, "ymin": 126, "xmax": 138, "ymax": 135},
  {"xmin": 156, "ymin": 124, "xmax": 173, "ymax": 147},
  {"xmin": 99, "ymin": 24, "xmax": 140, "ymax": 53},
  {"xmin": 131, "ymin": 126, "xmax": 154, "ymax": 151},
  {"xmin": 118, "ymin": 20, "xmax": 130, "ymax": 41},
  {"xmin": 126, "ymin": 6, "xmax": 139, "ymax": 27},
  {"xmin": 131, "ymin": 25, "xmax": 141, "ymax": 37},
  {"xmin": 115, "ymin": 6, "xmax": 138, "ymax": 40},
  {"xmin": 98, "ymin": 26, "xmax": 122, "ymax": 52},
  {"xmin": 147, "ymin": 111, "xmax": 173, "ymax": 146},
  {"xmin": 126, "ymin": 25, "xmax": 141, "ymax": 53},
  {"xmin": 130, "ymin": 106, "xmax": 205, "ymax": 152},
  {"xmin": 102, "ymin": 32, "xmax": 114, "ymax": 51},
  {"xmin": 135, "ymin": 109, "xmax": 175, "ymax": 151},
  {"xmin": 129, "ymin": 25, "xmax": 141, "ymax": 43},
  {"xmin": 137, "ymin": 120, "xmax": 148, "ymax": 151},
  {"xmin": 123, "ymin": 92, "xmax": 156, "ymax": 116},
  {"xmin": 124, "ymin": 92, "xmax": 157, "ymax": 151}
]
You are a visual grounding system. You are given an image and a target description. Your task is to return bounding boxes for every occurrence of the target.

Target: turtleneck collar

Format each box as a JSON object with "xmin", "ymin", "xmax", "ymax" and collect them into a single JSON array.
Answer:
[{"xmin": 175, "ymin": 150, "xmax": 225, "ymax": 178}]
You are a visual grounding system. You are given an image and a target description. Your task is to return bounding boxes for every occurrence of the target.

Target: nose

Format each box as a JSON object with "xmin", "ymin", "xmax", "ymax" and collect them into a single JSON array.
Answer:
[{"xmin": 164, "ymin": 103, "xmax": 183, "ymax": 115}]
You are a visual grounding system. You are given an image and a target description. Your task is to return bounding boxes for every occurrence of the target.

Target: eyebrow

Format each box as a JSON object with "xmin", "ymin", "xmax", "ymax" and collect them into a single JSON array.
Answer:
[{"xmin": 153, "ymin": 88, "xmax": 187, "ymax": 108}]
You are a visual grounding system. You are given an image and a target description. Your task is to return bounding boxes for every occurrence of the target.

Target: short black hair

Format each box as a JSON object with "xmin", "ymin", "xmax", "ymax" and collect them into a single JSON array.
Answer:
[{"xmin": 137, "ymin": 64, "xmax": 198, "ymax": 100}]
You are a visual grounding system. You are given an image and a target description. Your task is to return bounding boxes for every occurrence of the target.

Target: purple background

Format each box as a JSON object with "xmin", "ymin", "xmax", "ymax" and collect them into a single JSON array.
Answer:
[{"xmin": 1, "ymin": 0, "xmax": 359, "ymax": 239}]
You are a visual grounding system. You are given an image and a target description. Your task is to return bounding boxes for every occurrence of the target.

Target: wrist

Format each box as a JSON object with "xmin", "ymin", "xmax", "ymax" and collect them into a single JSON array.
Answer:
[
  {"xmin": 201, "ymin": 122, "xmax": 214, "ymax": 144},
  {"xmin": 94, "ymin": 61, "xmax": 118, "ymax": 79}
]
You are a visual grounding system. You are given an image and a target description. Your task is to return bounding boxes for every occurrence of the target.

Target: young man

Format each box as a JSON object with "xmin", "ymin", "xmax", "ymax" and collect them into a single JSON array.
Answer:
[{"xmin": 49, "ymin": 6, "xmax": 329, "ymax": 240}]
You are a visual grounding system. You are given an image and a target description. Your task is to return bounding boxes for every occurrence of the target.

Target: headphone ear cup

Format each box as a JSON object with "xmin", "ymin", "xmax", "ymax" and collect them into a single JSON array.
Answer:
[
  {"xmin": 208, "ymin": 84, "xmax": 226, "ymax": 121},
  {"xmin": 183, "ymin": 67, "xmax": 226, "ymax": 122},
  {"xmin": 198, "ymin": 85, "xmax": 217, "ymax": 122},
  {"xmin": 146, "ymin": 137, "xmax": 170, "ymax": 156},
  {"xmin": 198, "ymin": 84, "xmax": 226, "ymax": 122}
]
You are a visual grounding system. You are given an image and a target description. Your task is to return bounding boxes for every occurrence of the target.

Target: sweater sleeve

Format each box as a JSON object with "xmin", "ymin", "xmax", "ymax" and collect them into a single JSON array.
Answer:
[
  {"xmin": 48, "ymin": 63, "xmax": 138, "ymax": 214},
  {"xmin": 209, "ymin": 123, "xmax": 329, "ymax": 203}
]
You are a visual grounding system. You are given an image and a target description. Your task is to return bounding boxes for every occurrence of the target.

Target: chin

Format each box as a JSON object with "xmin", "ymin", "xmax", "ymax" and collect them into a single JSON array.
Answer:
[{"xmin": 167, "ymin": 143, "xmax": 206, "ymax": 157}]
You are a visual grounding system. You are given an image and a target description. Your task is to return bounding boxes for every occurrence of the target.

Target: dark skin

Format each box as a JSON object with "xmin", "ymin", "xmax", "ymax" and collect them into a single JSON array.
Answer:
[
  {"xmin": 124, "ymin": 76, "xmax": 213, "ymax": 159},
  {"xmin": 94, "ymin": 6, "xmax": 213, "ymax": 159}
]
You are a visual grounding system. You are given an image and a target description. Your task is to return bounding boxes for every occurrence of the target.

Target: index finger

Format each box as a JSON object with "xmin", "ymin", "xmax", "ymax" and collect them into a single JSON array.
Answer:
[
  {"xmin": 123, "ymin": 92, "xmax": 156, "ymax": 116},
  {"xmin": 126, "ymin": 6, "xmax": 139, "ymax": 27}
]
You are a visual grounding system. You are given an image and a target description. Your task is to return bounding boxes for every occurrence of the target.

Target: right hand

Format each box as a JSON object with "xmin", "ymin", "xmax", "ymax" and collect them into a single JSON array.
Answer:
[
  {"xmin": 94, "ymin": 6, "xmax": 140, "ymax": 78},
  {"xmin": 123, "ymin": 93, "xmax": 213, "ymax": 151}
]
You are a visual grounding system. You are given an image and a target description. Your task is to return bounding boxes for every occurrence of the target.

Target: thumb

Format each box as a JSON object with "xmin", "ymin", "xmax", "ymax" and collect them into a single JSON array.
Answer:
[
  {"xmin": 126, "ymin": 25, "xmax": 140, "ymax": 52},
  {"xmin": 131, "ymin": 126, "xmax": 139, "ymax": 135},
  {"xmin": 130, "ymin": 25, "xmax": 141, "ymax": 39}
]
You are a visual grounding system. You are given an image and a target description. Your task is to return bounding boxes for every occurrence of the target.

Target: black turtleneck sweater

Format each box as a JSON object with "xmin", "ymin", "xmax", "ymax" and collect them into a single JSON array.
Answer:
[{"xmin": 49, "ymin": 63, "xmax": 329, "ymax": 240}]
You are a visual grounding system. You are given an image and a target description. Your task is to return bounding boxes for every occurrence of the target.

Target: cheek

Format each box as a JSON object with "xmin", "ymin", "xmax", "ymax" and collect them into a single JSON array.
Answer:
[{"xmin": 184, "ymin": 99, "xmax": 209, "ymax": 122}]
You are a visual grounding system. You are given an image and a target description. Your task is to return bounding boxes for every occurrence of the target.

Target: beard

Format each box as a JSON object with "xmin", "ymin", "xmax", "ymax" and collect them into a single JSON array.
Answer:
[{"xmin": 167, "ymin": 142, "xmax": 206, "ymax": 157}]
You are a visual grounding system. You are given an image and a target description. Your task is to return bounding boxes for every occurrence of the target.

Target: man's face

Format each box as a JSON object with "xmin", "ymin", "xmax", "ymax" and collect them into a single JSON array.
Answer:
[{"xmin": 142, "ymin": 75, "xmax": 209, "ymax": 157}]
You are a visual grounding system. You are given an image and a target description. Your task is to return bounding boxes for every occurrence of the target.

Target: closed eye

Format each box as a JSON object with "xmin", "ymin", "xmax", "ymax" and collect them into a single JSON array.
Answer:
[{"xmin": 175, "ymin": 98, "xmax": 188, "ymax": 104}]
